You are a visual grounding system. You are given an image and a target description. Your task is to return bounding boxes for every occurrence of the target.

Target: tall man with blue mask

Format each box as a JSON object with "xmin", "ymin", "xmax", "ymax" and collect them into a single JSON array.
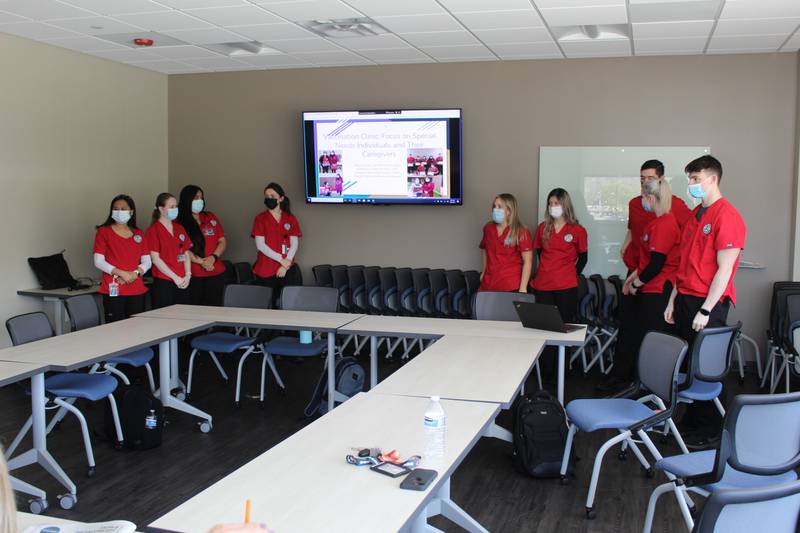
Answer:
[{"xmin": 665, "ymin": 155, "xmax": 746, "ymax": 448}]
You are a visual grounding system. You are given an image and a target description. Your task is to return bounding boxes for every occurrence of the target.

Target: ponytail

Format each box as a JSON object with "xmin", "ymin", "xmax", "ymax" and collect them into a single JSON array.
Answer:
[
  {"xmin": 643, "ymin": 178, "xmax": 672, "ymax": 217},
  {"xmin": 152, "ymin": 192, "xmax": 174, "ymax": 224},
  {"xmin": 265, "ymin": 182, "xmax": 291, "ymax": 215}
]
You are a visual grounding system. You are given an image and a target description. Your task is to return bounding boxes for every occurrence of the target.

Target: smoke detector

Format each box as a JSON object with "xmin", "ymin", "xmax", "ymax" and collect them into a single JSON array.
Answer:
[{"xmin": 299, "ymin": 17, "xmax": 389, "ymax": 39}]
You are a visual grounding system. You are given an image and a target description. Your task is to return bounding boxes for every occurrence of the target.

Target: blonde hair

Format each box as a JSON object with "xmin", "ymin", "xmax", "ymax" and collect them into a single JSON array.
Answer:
[
  {"xmin": 543, "ymin": 188, "xmax": 579, "ymax": 244},
  {"xmin": 0, "ymin": 449, "xmax": 16, "ymax": 533},
  {"xmin": 643, "ymin": 178, "xmax": 673, "ymax": 217},
  {"xmin": 494, "ymin": 193, "xmax": 524, "ymax": 246}
]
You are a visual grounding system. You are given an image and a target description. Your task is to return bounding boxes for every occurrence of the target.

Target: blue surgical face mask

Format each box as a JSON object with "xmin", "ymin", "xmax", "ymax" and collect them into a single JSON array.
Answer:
[
  {"xmin": 166, "ymin": 207, "xmax": 179, "ymax": 221},
  {"xmin": 191, "ymin": 199, "xmax": 204, "ymax": 213},
  {"xmin": 687, "ymin": 183, "xmax": 706, "ymax": 199},
  {"xmin": 641, "ymin": 196, "xmax": 653, "ymax": 213},
  {"xmin": 111, "ymin": 210, "xmax": 131, "ymax": 224},
  {"xmin": 492, "ymin": 208, "xmax": 506, "ymax": 224}
]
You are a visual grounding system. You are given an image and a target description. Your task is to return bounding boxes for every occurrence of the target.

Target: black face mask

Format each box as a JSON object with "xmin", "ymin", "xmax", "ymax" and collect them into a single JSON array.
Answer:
[{"xmin": 264, "ymin": 198, "xmax": 279, "ymax": 210}]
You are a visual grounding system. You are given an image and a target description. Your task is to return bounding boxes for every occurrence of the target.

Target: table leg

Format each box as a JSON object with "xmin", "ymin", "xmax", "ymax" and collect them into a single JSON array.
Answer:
[
  {"xmin": 46, "ymin": 297, "xmax": 64, "ymax": 336},
  {"xmin": 158, "ymin": 340, "xmax": 212, "ymax": 429},
  {"xmin": 169, "ymin": 338, "xmax": 186, "ymax": 393},
  {"xmin": 327, "ymin": 332, "xmax": 336, "ymax": 412},
  {"xmin": 483, "ymin": 423, "xmax": 512, "ymax": 442},
  {"xmin": 7, "ymin": 373, "xmax": 76, "ymax": 501},
  {"xmin": 409, "ymin": 478, "xmax": 488, "ymax": 533},
  {"xmin": 558, "ymin": 345, "xmax": 566, "ymax": 405},
  {"xmin": 370, "ymin": 335, "xmax": 378, "ymax": 389}
]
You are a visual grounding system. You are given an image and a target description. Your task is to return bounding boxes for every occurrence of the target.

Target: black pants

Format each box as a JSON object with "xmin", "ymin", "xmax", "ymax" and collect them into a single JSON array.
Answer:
[
  {"xmin": 189, "ymin": 274, "xmax": 225, "ymax": 307},
  {"xmin": 255, "ymin": 264, "xmax": 302, "ymax": 308},
  {"xmin": 534, "ymin": 287, "xmax": 578, "ymax": 381},
  {"xmin": 639, "ymin": 282, "xmax": 675, "ymax": 339},
  {"xmin": 611, "ymin": 291, "xmax": 640, "ymax": 381},
  {"xmin": 150, "ymin": 278, "xmax": 191, "ymax": 309},
  {"xmin": 674, "ymin": 292, "xmax": 731, "ymax": 436},
  {"xmin": 102, "ymin": 294, "xmax": 146, "ymax": 323}
]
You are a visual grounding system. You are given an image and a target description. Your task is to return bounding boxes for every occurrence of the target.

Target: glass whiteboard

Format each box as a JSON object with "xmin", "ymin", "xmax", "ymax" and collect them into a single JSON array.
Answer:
[{"xmin": 539, "ymin": 146, "xmax": 710, "ymax": 277}]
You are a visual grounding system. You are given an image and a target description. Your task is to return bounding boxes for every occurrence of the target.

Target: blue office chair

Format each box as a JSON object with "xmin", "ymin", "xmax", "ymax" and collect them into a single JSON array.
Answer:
[
  {"xmin": 411, "ymin": 267, "xmax": 433, "ymax": 317},
  {"xmin": 445, "ymin": 269, "xmax": 470, "ymax": 319},
  {"xmin": 4, "ymin": 313, "xmax": 123, "ymax": 477},
  {"xmin": 643, "ymin": 391, "xmax": 800, "ymax": 532},
  {"xmin": 560, "ymin": 331, "xmax": 689, "ymax": 519},
  {"xmin": 64, "ymin": 294, "xmax": 155, "ymax": 392},
  {"xmin": 312, "ymin": 264, "xmax": 333, "ymax": 287},
  {"xmin": 677, "ymin": 323, "xmax": 741, "ymax": 418},
  {"xmin": 691, "ymin": 480, "xmax": 800, "ymax": 533}
]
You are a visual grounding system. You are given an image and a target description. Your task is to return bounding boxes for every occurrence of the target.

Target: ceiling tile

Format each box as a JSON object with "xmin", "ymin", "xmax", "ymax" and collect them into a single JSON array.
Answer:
[
  {"xmin": 179, "ymin": 56, "xmax": 252, "ymax": 69},
  {"xmin": 455, "ymin": 9, "xmax": 544, "ymax": 30},
  {"xmin": 358, "ymin": 47, "xmax": 429, "ymax": 61},
  {"xmin": 164, "ymin": 27, "xmax": 250, "ymax": 43},
  {"xmin": 721, "ymin": 0, "xmax": 800, "ymax": 20},
  {"xmin": 439, "ymin": 0, "xmax": 536, "ymax": 12},
  {"xmin": 715, "ymin": 17, "xmax": 800, "ymax": 36},
  {"xmin": 630, "ymin": 0, "xmax": 721, "ymax": 23},
  {"xmin": 561, "ymin": 38, "xmax": 631, "ymax": 55},
  {"xmin": 149, "ymin": 44, "xmax": 223, "ymax": 59},
  {"xmin": 293, "ymin": 49, "xmax": 372, "ymax": 64},
  {"xmin": 473, "ymin": 27, "xmax": 552, "ymax": 44},
  {"xmin": 155, "ymin": 0, "xmax": 247, "ymax": 7},
  {"xmin": 332, "ymin": 33, "xmax": 409, "ymax": 50},
  {"xmin": 540, "ymin": 5, "xmax": 628, "ymax": 26},
  {"xmin": 228, "ymin": 22, "xmax": 315, "ymax": 40},
  {"xmin": 259, "ymin": 0, "xmax": 363, "ymax": 21},
  {"xmin": 536, "ymin": 0, "xmax": 624, "ymax": 6},
  {"xmin": 566, "ymin": 50, "xmax": 631, "ymax": 58},
  {"xmin": 42, "ymin": 35, "xmax": 127, "ymax": 51},
  {"xmin": 706, "ymin": 47, "xmax": 780, "ymax": 54},
  {"xmin": 435, "ymin": 55, "xmax": 498, "ymax": 63},
  {"xmin": 185, "ymin": 5, "xmax": 283, "ymax": 26},
  {"xmin": 91, "ymin": 47, "xmax": 162, "ymax": 61},
  {"xmin": 45, "ymin": 16, "xmax": 147, "ymax": 35},
  {"xmin": 0, "ymin": 21, "xmax": 81, "ymax": 39},
  {"xmin": 634, "ymin": 36, "xmax": 707, "ymax": 52},
  {"xmin": 632, "ymin": 20, "xmax": 713, "ymax": 39},
  {"xmin": 399, "ymin": 30, "xmax": 479, "ymax": 47},
  {"xmin": 423, "ymin": 43, "xmax": 495, "ymax": 59},
  {"xmin": 708, "ymin": 34, "xmax": 788, "ymax": 49},
  {"xmin": 374, "ymin": 13, "xmax": 463, "ymax": 33},
  {"xmin": 0, "ymin": 0, "xmax": 93, "ymax": 21},
  {"xmin": 127, "ymin": 59, "xmax": 201, "ymax": 72},
  {"xmin": 0, "ymin": 10, "xmax": 29, "ymax": 23},
  {"xmin": 259, "ymin": 37, "xmax": 343, "ymax": 52},
  {"xmin": 341, "ymin": 0, "xmax": 444, "ymax": 17},
  {"xmin": 489, "ymin": 41, "xmax": 560, "ymax": 56},
  {"xmin": 375, "ymin": 57, "xmax": 436, "ymax": 64},
  {"xmin": 782, "ymin": 31, "xmax": 800, "ymax": 50},
  {"xmin": 62, "ymin": 0, "xmax": 168, "ymax": 15},
  {"xmin": 235, "ymin": 53, "xmax": 311, "ymax": 66},
  {"xmin": 115, "ymin": 11, "xmax": 213, "ymax": 31}
]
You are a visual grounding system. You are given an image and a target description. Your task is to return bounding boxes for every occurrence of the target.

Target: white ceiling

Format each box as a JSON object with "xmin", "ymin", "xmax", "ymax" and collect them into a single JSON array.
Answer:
[{"xmin": 0, "ymin": 0, "xmax": 798, "ymax": 74}]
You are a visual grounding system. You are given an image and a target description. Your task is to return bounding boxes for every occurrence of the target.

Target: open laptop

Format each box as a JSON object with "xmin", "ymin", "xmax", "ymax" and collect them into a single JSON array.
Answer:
[{"xmin": 513, "ymin": 301, "xmax": 583, "ymax": 333}]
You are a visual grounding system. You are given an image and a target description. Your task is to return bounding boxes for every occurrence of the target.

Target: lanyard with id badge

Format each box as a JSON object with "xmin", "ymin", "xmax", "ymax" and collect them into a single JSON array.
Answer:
[{"xmin": 109, "ymin": 276, "xmax": 119, "ymax": 297}]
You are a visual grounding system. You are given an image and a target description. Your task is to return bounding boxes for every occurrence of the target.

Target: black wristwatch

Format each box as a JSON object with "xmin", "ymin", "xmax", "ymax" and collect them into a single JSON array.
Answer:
[
  {"xmin": 699, "ymin": 308, "xmax": 711, "ymax": 317},
  {"xmin": 211, "ymin": 253, "xmax": 219, "ymax": 260}
]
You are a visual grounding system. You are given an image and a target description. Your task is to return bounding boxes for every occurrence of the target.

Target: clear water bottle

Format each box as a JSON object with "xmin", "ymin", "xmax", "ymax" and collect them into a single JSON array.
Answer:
[
  {"xmin": 145, "ymin": 409, "xmax": 157, "ymax": 430},
  {"xmin": 424, "ymin": 396, "xmax": 446, "ymax": 459}
]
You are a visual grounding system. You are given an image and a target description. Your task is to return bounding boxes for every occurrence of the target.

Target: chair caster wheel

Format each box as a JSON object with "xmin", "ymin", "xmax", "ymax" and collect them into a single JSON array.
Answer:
[
  {"xmin": 29, "ymin": 498, "xmax": 48, "ymax": 514},
  {"xmin": 644, "ymin": 466, "xmax": 655, "ymax": 478},
  {"xmin": 176, "ymin": 391, "xmax": 186, "ymax": 401},
  {"xmin": 618, "ymin": 451, "xmax": 627, "ymax": 461},
  {"xmin": 586, "ymin": 507, "xmax": 596, "ymax": 520},
  {"xmin": 560, "ymin": 475, "xmax": 570, "ymax": 485},
  {"xmin": 87, "ymin": 466, "xmax": 96, "ymax": 478},
  {"xmin": 234, "ymin": 401, "xmax": 241, "ymax": 409},
  {"xmin": 58, "ymin": 493, "xmax": 77, "ymax": 510},
  {"xmin": 199, "ymin": 421, "xmax": 212, "ymax": 433}
]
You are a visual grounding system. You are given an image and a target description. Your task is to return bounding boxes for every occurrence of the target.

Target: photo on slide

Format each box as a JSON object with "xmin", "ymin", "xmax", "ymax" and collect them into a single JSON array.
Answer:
[
  {"xmin": 407, "ymin": 175, "xmax": 443, "ymax": 198},
  {"xmin": 319, "ymin": 174, "xmax": 345, "ymax": 197},
  {"xmin": 318, "ymin": 150, "xmax": 343, "ymax": 175},
  {"xmin": 406, "ymin": 148, "xmax": 443, "ymax": 178}
]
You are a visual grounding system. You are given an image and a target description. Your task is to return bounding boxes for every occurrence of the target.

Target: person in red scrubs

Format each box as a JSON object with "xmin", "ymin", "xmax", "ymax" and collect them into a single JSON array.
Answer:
[
  {"xmin": 251, "ymin": 182, "xmax": 302, "ymax": 307},
  {"xmin": 622, "ymin": 177, "xmax": 681, "ymax": 346},
  {"xmin": 530, "ymin": 188, "xmax": 588, "ymax": 322},
  {"xmin": 600, "ymin": 159, "xmax": 693, "ymax": 392},
  {"xmin": 146, "ymin": 192, "xmax": 192, "ymax": 309},
  {"xmin": 178, "ymin": 185, "xmax": 227, "ymax": 307},
  {"xmin": 422, "ymin": 177, "xmax": 435, "ymax": 197},
  {"xmin": 478, "ymin": 193, "xmax": 533, "ymax": 293},
  {"xmin": 93, "ymin": 194, "xmax": 150, "ymax": 322},
  {"xmin": 666, "ymin": 155, "xmax": 746, "ymax": 447}
]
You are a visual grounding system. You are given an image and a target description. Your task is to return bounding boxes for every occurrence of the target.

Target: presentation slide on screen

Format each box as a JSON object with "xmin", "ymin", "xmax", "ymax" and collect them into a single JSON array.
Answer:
[{"xmin": 304, "ymin": 110, "xmax": 460, "ymax": 203}]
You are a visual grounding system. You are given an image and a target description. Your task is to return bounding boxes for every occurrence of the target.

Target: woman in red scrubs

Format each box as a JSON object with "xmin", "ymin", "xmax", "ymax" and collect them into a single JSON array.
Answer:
[
  {"xmin": 93, "ymin": 194, "xmax": 150, "ymax": 322},
  {"xmin": 178, "ymin": 185, "xmax": 227, "ymax": 307},
  {"xmin": 530, "ymin": 188, "xmax": 588, "ymax": 322},
  {"xmin": 479, "ymin": 193, "xmax": 533, "ymax": 292},
  {"xmin": 251, "ymin": 182, "xmax": 302, "ymax": 307},
  {"xmin": 146, "ymin": 192, "xmax": 192, "ymax": 309}
]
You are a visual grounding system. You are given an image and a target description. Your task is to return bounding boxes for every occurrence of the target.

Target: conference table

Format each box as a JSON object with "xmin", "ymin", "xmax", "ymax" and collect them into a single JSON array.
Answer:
[
  {"xmin": 339, "ymin": 315, "xmax": 587, "ymax": 405},
  {"xmin": 135, "ymin": 305, "xmax": 365, "ymax": 412},
  {"xmin": 150, "ymin": 392, "xmax": 500, "ymax": 533},
  {"xmin": 0, "ymin": 317, "xmax": 213, "ymax": 509},
  {"xmin": 17, "ymin": 286, "xmax": 101, "ymax": 336}
]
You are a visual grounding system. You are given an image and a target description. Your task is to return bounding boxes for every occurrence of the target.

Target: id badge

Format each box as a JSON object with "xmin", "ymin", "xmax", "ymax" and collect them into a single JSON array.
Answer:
[
  {"xmin": 109, "ymin": 281, "xmax": 119, "ymax": 297},
  {"xmin": 177, "ymin": 254, "xmax": 186, "ymax": 262},
  {"xmin": 281, "ymin": 243, "xmax": 287, "ymax": 255}
]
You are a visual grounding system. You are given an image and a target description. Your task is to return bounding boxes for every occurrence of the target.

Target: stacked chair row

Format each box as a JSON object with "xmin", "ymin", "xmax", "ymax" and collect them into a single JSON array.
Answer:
[
  {"xmin": 762, "ymin": 281, "xmax": 800, "ymax": 393},
  {"xmin": 570, "ymin": 274, "xmax": 622, "ymax": 376}
]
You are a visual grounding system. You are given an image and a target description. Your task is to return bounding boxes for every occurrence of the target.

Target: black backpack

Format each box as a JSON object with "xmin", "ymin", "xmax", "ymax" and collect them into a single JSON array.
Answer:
[
  {"xmin": 105, "ymin": 384, "xmax": 164, "ymax": 450},
  {"xmin": 304, "ymin": 356, "xmax": 365, "ymax": 418},
  {"xmin": 513, "ymin": 390, "xmax": 574, "ymax": 478}
]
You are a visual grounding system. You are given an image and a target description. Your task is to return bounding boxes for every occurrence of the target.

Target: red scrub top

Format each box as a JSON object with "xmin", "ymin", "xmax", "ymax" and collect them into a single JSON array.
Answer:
[
  {"xmin": 146, "ymin": 221, "xmax": 191, "ymax": 281},
  {"xmin": 638, "ymin": 213, "xmax": 681, "ymax": 294},
  {"xmin": 479, "ymin": 223, "xmax": 533, "ymax": 292},
  {"xmin": 191, "ymin": 211, "xmax": 226, "ymax": 278},
  {"xmin": 251, "ymin": 211, "xmax": 302, "ymax": 278},
  {"xmin": 624, "ymin": 195, "xmax": 692, "ymax": 271},
  {"xmin": 93, "ymin": 226, "xmax": 148, "ymax": 296},
  {"xmin": 531, "ymin": 222, "xmax": 588, "ymax": 292}
]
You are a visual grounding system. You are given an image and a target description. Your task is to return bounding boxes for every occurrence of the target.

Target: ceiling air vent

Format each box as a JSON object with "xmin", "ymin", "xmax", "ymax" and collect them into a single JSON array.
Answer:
[
  {"xmin": 204, "ymin": 41, "xmax": 281, "ymax": 57},
  {"xmin": 299, "ymin": 17, "xmax": 389, "ymax": 39}
]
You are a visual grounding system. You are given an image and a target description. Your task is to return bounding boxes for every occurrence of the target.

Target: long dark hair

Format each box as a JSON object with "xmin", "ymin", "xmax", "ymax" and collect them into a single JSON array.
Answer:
[
  {"xmin": 178, "ymin": 184, "xmax": 205, "ymax": 257},
  {"xmin": 265, "ymin": 182, "xmax": 291, "ymax": 215},
  {"xmin": 151, "ymin": 192, "xmax": 175, "ymax": 225},
  {"xmin": 98, "ymin": 194, "xmax": 138, "ymax": 229}
]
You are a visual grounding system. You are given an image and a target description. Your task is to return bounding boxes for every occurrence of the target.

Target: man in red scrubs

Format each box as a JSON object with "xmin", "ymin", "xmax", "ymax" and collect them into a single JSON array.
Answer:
[{"xmin": 666, "ymin": 155, "xmax": 745, "ymax": 448}]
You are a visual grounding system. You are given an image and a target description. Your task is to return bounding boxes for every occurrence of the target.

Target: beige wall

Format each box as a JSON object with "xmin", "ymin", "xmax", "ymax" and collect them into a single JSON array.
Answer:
[
  {"xmin": 0, "ymin": 33, "xmax": 168, "ymax": 346},
  {"xmin": 168, "ymin": 53, "xmax": 795, "ymax": 346}
]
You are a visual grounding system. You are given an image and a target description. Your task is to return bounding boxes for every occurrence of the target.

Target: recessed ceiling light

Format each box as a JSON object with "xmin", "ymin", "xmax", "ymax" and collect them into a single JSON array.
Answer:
[{"xmin": 299, "ymin": 17, "xmax": 388, "ymax": 39}]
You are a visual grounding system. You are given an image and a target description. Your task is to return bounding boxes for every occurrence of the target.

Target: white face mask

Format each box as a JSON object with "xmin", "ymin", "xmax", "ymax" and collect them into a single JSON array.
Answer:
[
  {"xmin": 549, "ymin": 205, "xmax": 564, "ymax": 219},
  {"xmin": 191, "ymin": 199, "xmax": 204, "ymax": 213},
  {"xmin": 111, "ymin": 210, "xmax": 132, "ymax": 224}
]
